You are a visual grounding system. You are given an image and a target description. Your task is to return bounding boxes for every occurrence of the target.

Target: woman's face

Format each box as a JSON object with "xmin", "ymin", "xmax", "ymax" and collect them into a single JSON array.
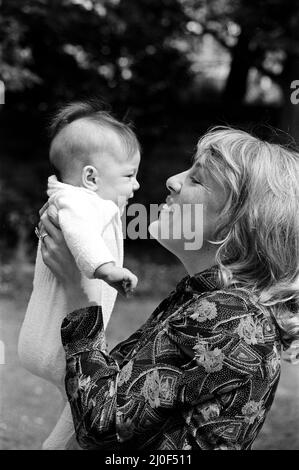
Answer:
[{"xmin": 149, "ymin": 162, "xmax": 226, "ymax": 256}]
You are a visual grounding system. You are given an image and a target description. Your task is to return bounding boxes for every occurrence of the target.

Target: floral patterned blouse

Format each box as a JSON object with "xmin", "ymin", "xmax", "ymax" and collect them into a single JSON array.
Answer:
[{"xmin": 61, "ymin": 266, "xmax": 281, "ymax": 450}]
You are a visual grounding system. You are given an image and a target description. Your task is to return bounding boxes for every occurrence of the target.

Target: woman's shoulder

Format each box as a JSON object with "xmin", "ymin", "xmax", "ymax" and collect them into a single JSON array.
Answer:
[
  {"xmin": 188, "ymin": 285, "xmax": 267, "ymax": 314},
  {"xmin": 176, "ymin": 287, "xmax": 280, "ymax": 344}
]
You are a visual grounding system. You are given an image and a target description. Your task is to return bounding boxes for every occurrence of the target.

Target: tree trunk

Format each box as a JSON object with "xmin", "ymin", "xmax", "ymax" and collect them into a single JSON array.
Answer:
[{"xmin": 223, "ymin": 29, "xmax": 253, "ymax": 105}]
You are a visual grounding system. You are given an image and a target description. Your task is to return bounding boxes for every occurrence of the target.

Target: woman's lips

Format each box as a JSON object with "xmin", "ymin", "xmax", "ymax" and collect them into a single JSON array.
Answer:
[
  {"xmin": 161, "ymin": 196, "xmax": 175, "ymax": 212},
  {"xmin": 161, "ymin": 204, "xmax": 174, "ymax": 212}
]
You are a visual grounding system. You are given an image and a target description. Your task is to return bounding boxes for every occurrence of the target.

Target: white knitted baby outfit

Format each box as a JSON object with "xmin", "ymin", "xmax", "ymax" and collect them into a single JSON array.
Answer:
[{"xmin": 18, "ymin": 175, "xmax": 123, "ymax": 449}]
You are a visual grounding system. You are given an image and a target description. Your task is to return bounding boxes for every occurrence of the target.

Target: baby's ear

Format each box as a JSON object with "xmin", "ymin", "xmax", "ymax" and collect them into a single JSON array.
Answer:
[{"xmin": 82, "ymin": 165, "xmax": 99, "ymax": 191}]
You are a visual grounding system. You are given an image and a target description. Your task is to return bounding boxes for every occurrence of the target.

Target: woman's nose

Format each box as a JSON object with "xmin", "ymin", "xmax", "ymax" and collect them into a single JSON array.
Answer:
[{"xmin": 166, "ymin": 172, "xmax": 186, "ymax": 193}]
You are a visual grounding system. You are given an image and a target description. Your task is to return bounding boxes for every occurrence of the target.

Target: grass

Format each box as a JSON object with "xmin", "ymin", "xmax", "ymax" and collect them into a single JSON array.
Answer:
[{"xmin": 1, "ymin": 259, "xmax": 299, "ymax": 450}]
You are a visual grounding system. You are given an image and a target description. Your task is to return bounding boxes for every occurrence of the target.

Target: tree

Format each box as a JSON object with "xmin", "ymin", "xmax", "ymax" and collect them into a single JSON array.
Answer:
[
  {"xmin": 0, "ymin": 0, "xmax": 193, "ymax": 252},
  {"xmin": 182, "ymin": 0, "xmax": 299, "ymax": 141}
]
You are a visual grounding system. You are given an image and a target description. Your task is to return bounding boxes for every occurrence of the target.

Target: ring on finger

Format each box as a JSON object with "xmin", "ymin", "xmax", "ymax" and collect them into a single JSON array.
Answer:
[{"xmin": 41, "ymin": 233, "xmax": 49, "ymax": 242}]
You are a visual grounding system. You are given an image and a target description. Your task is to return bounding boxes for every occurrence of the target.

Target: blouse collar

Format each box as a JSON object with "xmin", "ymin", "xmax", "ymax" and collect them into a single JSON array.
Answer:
[{"xmin": 176, "ymin": 265, "xmax": 221, "ymax": 296}]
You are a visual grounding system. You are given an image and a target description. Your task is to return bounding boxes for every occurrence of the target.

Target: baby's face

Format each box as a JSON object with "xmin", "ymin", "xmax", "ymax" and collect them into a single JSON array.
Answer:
[
  {"xmin": 65, "ymin": 122, "xmax": 141, "ymax": 208},
  {"xmin": 51, "ymin": 120, "xmax": 141, "ymax": 207},
  {"xmin": 94, "ymin": 148, "xmax": 140, "ymax": 208}
]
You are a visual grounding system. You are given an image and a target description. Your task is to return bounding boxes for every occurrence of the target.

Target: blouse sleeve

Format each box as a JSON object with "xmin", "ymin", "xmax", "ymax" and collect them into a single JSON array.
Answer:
[{"xmin": 61, "ymin": 291, "xmax": 263, "ymax": 450}]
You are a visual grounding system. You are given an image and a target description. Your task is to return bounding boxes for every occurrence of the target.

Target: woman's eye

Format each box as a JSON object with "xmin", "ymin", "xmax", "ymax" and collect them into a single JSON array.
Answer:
[{"xmin": 190, "ymin": 176, "xmax": 201, "ymax": 184}]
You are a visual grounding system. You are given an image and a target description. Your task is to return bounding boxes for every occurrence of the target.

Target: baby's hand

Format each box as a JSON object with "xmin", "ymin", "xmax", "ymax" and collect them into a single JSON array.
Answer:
[
  {"xmin": 121, "ymin": 268, "xmax": 138, "ymax": 297},
  {"xmin": 94, "ymin": 263, "xmax": 138, "ymax": 297}
]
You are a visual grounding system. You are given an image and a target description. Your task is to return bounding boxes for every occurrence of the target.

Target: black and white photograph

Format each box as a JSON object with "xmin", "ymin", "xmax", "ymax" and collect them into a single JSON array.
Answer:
[{"xmin": 0, "ymin": 0, "xmax": 299, "ymax": 453}]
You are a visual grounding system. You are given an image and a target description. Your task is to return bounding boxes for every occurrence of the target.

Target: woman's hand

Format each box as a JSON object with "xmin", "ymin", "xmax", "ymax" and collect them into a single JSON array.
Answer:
[
  {"xmin": 39, "ymin": 206, "xmax": 91, "ymax": 312},
  {"xmin": 39, "ymin": 207, "xmax": 79, "ymax": 286}
]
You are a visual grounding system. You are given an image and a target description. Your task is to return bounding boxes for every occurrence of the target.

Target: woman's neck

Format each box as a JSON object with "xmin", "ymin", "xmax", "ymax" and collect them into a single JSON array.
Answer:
[{"xmin": 177, "ymin": 242, "xmax": 218, "ymax": 276}]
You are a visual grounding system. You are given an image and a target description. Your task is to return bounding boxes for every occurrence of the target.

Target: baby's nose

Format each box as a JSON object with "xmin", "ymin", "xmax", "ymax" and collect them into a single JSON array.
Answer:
[{"xmin": 133, "ymin": 178, "xmax": 140, "ymax": 191}]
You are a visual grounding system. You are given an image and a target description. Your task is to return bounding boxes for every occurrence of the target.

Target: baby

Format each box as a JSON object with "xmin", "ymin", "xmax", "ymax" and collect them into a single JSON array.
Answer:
[{"xmin": 18, "ymin": 101, "xmax": 140, "ymax": 449}]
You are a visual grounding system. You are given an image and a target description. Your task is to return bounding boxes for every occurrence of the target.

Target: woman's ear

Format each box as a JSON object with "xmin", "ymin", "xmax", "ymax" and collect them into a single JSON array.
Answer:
[{"xmin": 82, "ymin": 165, "xmax": 99, "ymax": 191}]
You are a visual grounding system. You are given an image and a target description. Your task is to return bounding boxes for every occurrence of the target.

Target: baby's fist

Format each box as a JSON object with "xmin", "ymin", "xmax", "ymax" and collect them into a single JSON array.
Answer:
[{"xmin": 122, "ymin": 268, "xmax": 138, "ymax": 297}]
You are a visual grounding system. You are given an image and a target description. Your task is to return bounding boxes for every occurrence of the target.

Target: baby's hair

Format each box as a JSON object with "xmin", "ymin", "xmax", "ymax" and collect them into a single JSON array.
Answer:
[{"xmin": 49, "ymin": 100, "xmax": 140, "ymax": 180}]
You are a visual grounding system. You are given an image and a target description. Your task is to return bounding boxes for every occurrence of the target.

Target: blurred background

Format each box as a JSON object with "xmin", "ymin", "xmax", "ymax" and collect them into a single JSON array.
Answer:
[{"xmin": 0, "ymin": 0, "xmax": 299, "ymax": 450}]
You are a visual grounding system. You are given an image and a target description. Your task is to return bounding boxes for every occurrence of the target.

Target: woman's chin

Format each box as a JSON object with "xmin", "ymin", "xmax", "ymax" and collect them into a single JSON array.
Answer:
[
  {"xmin": 148, "ymin": 220, "xmax": 160, "ymax": 241},
  {"xmin": 149, "ymin": 219, "xmax": 171, "ymax": 249},
  {"xmin": 148, "ymin": 219, "xmax": 179, "ymax": 254}
]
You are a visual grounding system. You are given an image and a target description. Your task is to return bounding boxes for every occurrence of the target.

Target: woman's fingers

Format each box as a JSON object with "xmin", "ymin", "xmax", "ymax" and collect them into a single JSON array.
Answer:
[
  {"xmin": 40, "ymin": 205, "xmax": 60, "ymax": 228},
  {"xmin": 41, "ymin": 212, "xmax": 63, "ymax": 243},
  {"xmin": 47, "ymin": 205, "xmax": 60, "ymax": 227},
  {"xmin": 39, "ymin": 201, "xmax": 49, "ymax": 217},
  {"xmin": 40, "ymin": 220, "xmax": 80, "ymax": 286},
  {"xmin": 42, "ymin": 230, "xmax": 57, "ymax": 254},
  {"xmin": 38, "ymin": 204, "xmax": 60, "ymax": 239},
  {"xmin": 40, "ymin": 236, "xmax": 63, "ymax": 279}
]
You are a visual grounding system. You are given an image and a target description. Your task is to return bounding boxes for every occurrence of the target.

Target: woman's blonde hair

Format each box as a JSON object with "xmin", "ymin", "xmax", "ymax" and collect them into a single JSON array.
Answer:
[{"xmin": 195, "ymin": 126, "xmax": 299, "ymax": 348}]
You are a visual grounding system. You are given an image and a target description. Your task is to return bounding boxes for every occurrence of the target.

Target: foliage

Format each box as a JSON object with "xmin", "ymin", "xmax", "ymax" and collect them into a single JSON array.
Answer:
[
  {"xmin": 0, "ymin": 0, "xmax": 193, "ymax": 252},
  {"xmin": 0, "ymin": 0, "xmax": 191, "ymax": 115},
  {"xmin": 1, "ymin": 0, "xmax": 298, "ymax": 253},
  {"xmin": 181, "ymin": 0, "xmax": 299, "ymax": 97}
]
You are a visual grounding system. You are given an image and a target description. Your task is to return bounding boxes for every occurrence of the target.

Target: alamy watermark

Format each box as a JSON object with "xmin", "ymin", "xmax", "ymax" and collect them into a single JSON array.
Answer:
[
  {"xmin": 0, "ymin": 80, "xmax": 4, "ymax": 104},
  {"xmin": 120, "ymin": 200, "xmax": 204, "ymax": 250},
  {"xmin": 290, "ymin": 80, "xmax": 299, "ymax": 105}
]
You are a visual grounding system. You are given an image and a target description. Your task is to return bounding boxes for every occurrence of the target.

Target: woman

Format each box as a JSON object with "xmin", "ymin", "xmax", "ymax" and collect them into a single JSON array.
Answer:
[{"xmin": 40, "ymin": 127, "xmax": 299, "ymax": 450}]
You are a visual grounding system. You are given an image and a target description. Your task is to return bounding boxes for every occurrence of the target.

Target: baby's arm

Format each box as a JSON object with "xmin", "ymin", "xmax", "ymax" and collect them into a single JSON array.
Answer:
[
  {"xmin": 53, "ymin": 192, "xmax": 117, "ymax": 279},
  {"xmin": 94, "ymin": 263, "xmax": 138, "ymax": 297},
  {"xmin": 51, "ymin": 192, "xmax": 138, "ymax": 296}
]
